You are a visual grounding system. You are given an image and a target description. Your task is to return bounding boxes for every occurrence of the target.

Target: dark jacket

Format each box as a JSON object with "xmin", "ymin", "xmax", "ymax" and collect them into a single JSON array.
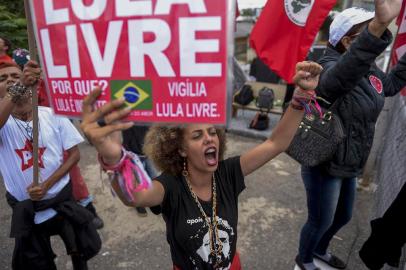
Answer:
[
  {"xmin": 316, "ymin": 28, "xmax": 406, "ymax": 178},
  {"xmin": 359, "ymin": 182, "xmax": 406, "ymax": 269},
  {"xmin": 6, "ymin": 182, "xmax": 101, "ymax": 270}
]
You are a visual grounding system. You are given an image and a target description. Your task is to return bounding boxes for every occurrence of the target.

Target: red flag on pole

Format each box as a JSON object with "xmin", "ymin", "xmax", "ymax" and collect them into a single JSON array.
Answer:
[
  {"xmin": 235, "ymin": 1, "xmax": 240, "ymax": 31},
  {"xmin": 391, "ymin": 0, "xmax": 406, "ymax": 96},
  {"xmin": 250, "ymin": 0, "xmax": 336, "ymax": 83}
]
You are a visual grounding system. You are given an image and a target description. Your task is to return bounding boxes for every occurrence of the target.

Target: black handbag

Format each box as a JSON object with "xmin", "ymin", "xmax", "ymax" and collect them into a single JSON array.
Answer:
[
  {"xmin": 249, "ymin": 112, "xmax": 269, "ymax": 130},
  {"xmin": 286, "ymin": 99, "xmax": 345, "ymax": 167},
  {"xmin": 234, "ymin": 84, "xmax": 254, "ymax": 105}
]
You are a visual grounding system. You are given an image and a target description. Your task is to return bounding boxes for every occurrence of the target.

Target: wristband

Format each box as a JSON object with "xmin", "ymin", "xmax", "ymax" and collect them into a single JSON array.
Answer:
[
  {"xmin": 98, "ymin": 148, "xmax": 152, "ymax": 202},
  {"xmin": 98, "ymin": 149, "xmax": 126, "ymax": 171},
  {"xmin": 292, "ymin": 88, "xmax": 323, "ymax": 117}
]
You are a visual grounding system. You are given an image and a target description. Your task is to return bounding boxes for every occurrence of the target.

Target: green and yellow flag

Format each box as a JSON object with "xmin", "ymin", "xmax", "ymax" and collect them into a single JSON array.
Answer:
[{"xmin": 110, "ymin": 80, "xmax": 152, "ymax": 110}]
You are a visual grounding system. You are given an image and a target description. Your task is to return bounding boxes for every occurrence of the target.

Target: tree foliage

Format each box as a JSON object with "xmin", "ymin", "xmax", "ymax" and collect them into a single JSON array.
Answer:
[
  {"xmin": 3, "ymin": 0, "xmax": 25, "ymax": 17},
  {"xmin": 0, "ymin": 1, "xmax": 28, "ymax": 53}
]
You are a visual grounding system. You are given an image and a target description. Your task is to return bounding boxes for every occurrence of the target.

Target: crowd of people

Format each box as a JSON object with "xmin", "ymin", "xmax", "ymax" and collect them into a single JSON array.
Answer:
[{"xmin": 0, "ymin": 0, "xmax": 405, "ymax": 269}]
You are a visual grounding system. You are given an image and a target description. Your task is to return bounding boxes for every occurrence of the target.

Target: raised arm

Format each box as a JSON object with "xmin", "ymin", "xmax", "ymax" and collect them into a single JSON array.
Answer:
[
  {"xmin": 240, "ymin": 61, "xmax": 322, "ymax": 176},
  {"xmin": 317, "ymin": 29, "xmax": 391, "ymax": 101},
  {"xmin": 80, "ymin": 88, "xmax": 165, "ymax": 207},
  {"xmin": 318, "ymin": 0, "xmax": 401, "ymax": 101},
  {"xmin": 369, "ymin": 0, "xmax": 401, "ymax": 38},
  {"xmin": 0, "ymin": 61, "xmax": 40, "ymax": 129}
]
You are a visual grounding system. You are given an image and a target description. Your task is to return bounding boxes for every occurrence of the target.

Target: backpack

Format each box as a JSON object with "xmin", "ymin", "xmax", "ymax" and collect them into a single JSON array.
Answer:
[
  {"xmin": 234, "ymin": 84, "xmax": 254, "ymax": 106},
  {"xmin": 256, "ymin": 87, "xmax": 275, "ymax": 111},
  {"xmin": 249, "ymin": 112, "xmax": 269, "ymax": 130}
]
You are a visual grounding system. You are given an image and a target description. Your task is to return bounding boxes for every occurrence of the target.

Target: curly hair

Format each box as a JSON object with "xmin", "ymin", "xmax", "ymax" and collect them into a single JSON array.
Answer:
[{"xmin": 143, "ymin": 125, "xmax": 227, "ymax": 176}]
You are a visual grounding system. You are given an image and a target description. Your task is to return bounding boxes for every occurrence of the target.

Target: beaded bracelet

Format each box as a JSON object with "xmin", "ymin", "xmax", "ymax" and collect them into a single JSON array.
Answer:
[{"xmin": 98, "ymin": 148, "xmax": 152, "ymax": 202}]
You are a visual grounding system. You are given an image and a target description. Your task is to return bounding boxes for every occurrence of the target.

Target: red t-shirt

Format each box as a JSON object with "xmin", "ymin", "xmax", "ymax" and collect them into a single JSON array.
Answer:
[{"xmin": 37, "ymin": 80, "xmax": 50, "ymax": 107}]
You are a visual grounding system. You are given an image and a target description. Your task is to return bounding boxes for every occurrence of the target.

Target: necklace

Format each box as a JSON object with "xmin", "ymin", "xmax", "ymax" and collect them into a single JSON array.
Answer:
[
  {"xmin": 184, "ymin": 173, "xmax": 223, "ymax": 268},
  {"xmin": 12, "ymin": 116, "xmax": 42, "ymax": 153},
  {"xmin": 12, "ymin": 116, "xmax": 33, "ymax": 142}
]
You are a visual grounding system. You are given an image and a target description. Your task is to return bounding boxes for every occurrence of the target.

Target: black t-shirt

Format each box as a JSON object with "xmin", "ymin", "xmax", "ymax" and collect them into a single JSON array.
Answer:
[{"xmin": 155, "ymin": 156, "xmax": 245, "ymax": 269}]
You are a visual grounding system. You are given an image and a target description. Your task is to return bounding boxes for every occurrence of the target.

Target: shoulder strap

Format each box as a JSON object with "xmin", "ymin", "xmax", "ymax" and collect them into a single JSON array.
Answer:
[
  {"xmin": 316, "ymin": 95, "xmax": 342, "ymax": 112},
  {"xmin": 328, "ymin": 97, "xmax": 343, "ymax": 112}
]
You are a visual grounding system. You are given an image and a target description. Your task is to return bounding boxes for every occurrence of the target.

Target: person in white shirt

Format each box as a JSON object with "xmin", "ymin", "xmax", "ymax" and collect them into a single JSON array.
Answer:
[{"xmin": 0, "ymin": 61, "xmax": 100, "ymax": 270}]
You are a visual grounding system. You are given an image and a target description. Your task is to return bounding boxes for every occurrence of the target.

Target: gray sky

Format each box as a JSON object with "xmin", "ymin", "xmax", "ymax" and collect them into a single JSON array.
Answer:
[{"xmin": 238, "ymin": 0, "xmax": 267, "ymax": 9}]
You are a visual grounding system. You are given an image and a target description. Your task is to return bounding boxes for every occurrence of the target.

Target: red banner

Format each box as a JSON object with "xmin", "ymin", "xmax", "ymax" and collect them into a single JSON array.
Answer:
[
  {"xmin": 391, "ymin": 1, "xmax": 406, "ymax": 96},
  {"xmin": 250, "ymin": 0, "xmax": 336, "ymax": 83},
  {"xmin": 29, "ymin": 0, "xmax": 231, "ymax": 124}
]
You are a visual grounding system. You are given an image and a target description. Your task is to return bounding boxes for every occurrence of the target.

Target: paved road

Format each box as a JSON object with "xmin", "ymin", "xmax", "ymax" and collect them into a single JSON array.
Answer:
[{"xmin": 0, "ymin": 134, "xmax": 373, "ymax": 269}]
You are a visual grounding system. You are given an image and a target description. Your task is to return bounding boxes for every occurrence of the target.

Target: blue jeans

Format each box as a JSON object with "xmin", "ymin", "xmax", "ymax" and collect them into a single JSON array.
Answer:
[{"xmin": 298, "ymin": 166, "xmax": 356, "ymax": 263}]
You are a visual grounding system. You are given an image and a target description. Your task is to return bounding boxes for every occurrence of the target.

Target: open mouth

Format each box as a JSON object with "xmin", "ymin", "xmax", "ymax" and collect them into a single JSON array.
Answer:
[
  {"xmin": 204, "ymin": 147, "xmax": 217, "ymax": 166},
  {"xmin": 204, "ymin": 147, "xmax": 218, "ymax": 166}
]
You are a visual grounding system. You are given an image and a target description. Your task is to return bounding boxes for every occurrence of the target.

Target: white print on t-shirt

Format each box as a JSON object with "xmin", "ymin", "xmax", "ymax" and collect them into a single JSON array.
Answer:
[
  {"xmin": 197, "ymin": 229, "xmax": 231, "ymax": 269},
  {"xmin": 190, "ymin": 217, "xmax": 234, "ymax": 269},
  {"xmin": 15, "ymin": 139, "xmax": 46, "ymax": 171},
  {"xmin": 187, "ymin": 217, "xmax": 204, "ymax": 225}
]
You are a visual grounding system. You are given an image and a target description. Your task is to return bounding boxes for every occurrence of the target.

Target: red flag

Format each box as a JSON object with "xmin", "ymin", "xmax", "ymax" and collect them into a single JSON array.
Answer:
[
  {"xmin": 391, "ymin": 1, "xmax": 406, "ymax": 96},
  {"xmin": 235, "ymin": 1, "xmax": 240, "ymax": 32},
  {"xmin": 250, "ymin": 0, "xmax": 336, "ymax": 83}
]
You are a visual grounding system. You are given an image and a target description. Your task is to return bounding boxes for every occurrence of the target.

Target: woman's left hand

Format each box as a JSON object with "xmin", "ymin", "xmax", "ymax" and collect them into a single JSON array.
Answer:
[{"xmin": 292, "ymin": 61, "xmax": 323, "ymax": 91}]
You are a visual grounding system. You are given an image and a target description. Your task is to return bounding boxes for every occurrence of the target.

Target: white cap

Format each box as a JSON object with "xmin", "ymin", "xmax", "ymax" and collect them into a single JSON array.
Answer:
[{"xmin": 329, "ymin": 7, "xmax": 374, "ymax": 47}]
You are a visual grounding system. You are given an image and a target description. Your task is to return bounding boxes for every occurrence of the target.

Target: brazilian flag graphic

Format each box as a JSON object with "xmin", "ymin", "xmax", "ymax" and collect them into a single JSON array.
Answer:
[{"xmin": 110, "ymin": 80, "xmax": 152, "ymax": 110}]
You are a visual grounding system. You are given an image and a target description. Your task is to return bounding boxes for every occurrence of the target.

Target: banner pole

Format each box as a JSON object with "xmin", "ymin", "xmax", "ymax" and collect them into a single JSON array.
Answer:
[{"xmin": 24, "ymin": 0, "xmax": 39, "ymax": 186}]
